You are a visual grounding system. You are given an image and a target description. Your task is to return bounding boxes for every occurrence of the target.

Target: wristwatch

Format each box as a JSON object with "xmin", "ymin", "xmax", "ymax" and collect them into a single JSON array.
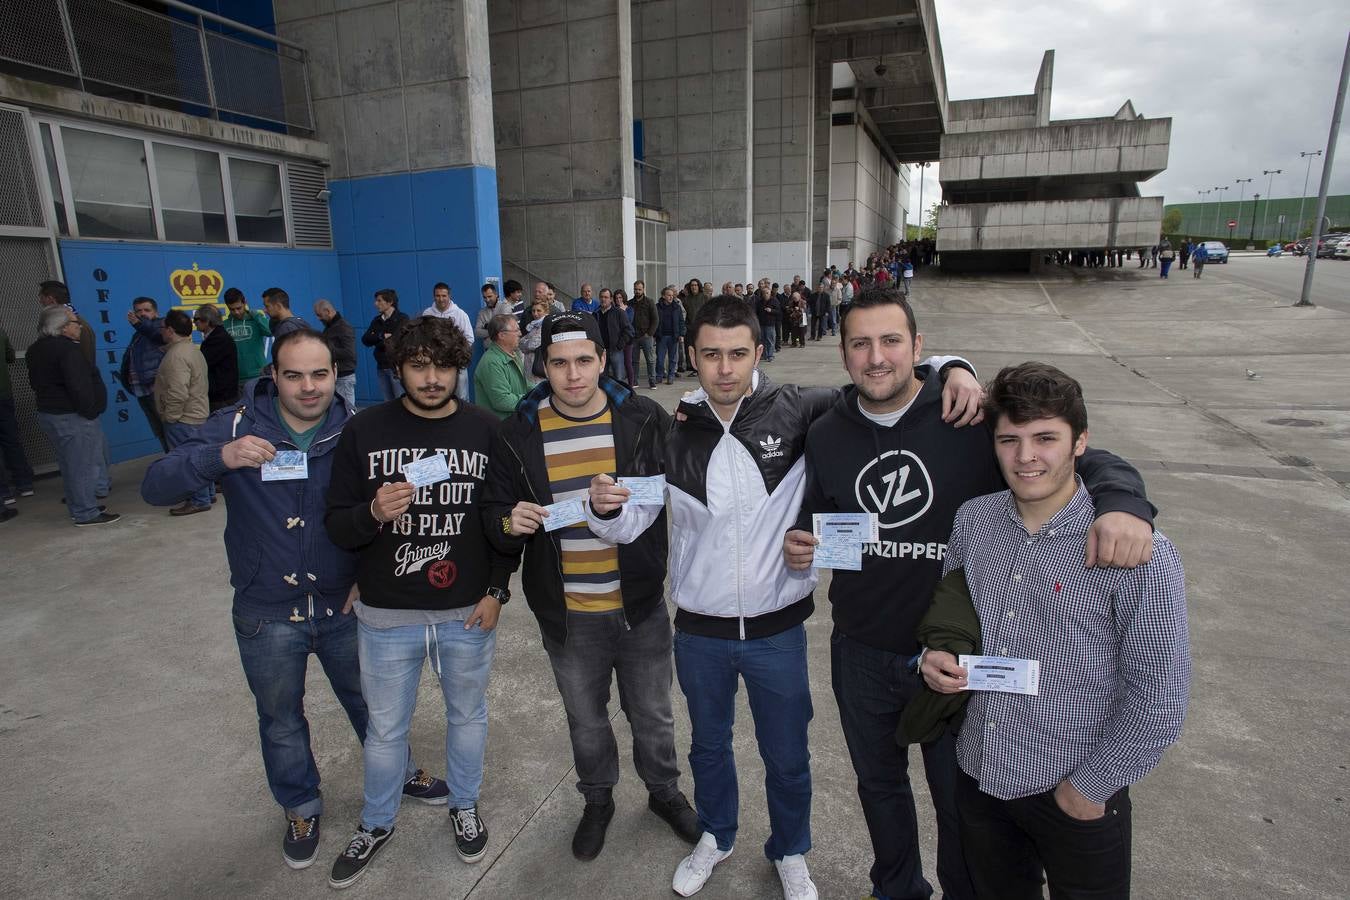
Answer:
[{"xmin": 486, "ymin": 586, "xmax": 511, "ymax": 605}]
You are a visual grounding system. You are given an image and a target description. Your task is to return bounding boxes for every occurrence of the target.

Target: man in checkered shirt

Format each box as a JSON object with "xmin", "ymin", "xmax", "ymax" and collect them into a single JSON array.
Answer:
[{"xmin": 922, "ymin": 362, "xmax": 1190, "ymax": 900}]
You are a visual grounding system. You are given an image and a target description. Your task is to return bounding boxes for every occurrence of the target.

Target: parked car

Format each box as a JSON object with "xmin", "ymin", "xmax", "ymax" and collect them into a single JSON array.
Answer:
[
  {"xmin": 1333, "ymin": 238, "xmax": 1350, "ymax": 260},
  {"xmin": 1315, "ymin": 234, "xmax": 1348, "ymax": 258},
  {"xmin": 1199, "ymin": 241, "xmax": 1229, "ymax": 263}
]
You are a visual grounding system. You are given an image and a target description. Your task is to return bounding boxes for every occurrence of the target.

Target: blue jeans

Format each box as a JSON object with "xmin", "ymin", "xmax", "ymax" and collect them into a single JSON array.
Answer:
[
  {"xmin": 0, "ymin": 396, "xmax": 35, "ymax": 498},
  {"xmin": 832, "ymin": 629, "xmax": 974, "ymax": 900},
  {"xmin": 376, "ymin": 367, "xmax": 403, "ymax": 401},
  {"xmin": 761, "ymin": 323, "xmax": 777, "ymax": 360},
  {"xmin": 657, "ymin": 336, "xmax": 679, "ymax": 381},
  {"xmin": 234, "ymin": 608, "xmax": 383, "ymax": 819},
  {"xmin": 164, "ymin": 421, "xmax": 213, "ymax": 508},
  {"xmin": 358, "ymin": 614, "xmax": 496, "ymax": 828},
  {"xmin": 335, "ymin": 374, "xmax": 357, "ymax": 412},
  {"xmin": 36, "ymin": 411, "xmax": 104, "ymax": 523},
  {"xmin": 635, "ymin": 335, "xmax": 657, "ymax": 385},
  {"xmin": 673, "ymin": 624, "xmax": 813, "ymax": 861},
  {"xmin": 605, "ymin": 349, "xmax": 628, "ymax": 384}
]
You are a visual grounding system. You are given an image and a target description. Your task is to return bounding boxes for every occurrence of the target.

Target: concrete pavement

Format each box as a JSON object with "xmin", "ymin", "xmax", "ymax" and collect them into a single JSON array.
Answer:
[{"xmin": 1, "ymin": 264, "xmax": 1347, "ymax": 899}]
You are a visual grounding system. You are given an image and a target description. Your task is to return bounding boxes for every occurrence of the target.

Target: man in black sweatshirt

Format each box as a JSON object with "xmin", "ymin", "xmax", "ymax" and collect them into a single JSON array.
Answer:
[
  {"xmin": 324, "ymin": 316, "xmax": 513, "ymax": 889},
  {"xmin": 783, "ymin": 288, "xmax": 1156, "ymax": 900}
]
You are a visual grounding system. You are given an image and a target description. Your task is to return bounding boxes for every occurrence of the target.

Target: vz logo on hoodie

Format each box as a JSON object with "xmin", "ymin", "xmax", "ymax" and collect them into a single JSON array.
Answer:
[
  {"xmin": 854, "ymin": 450, "xmax": 934, "ymax": 528},
  {"xmin": 759, "ymin": 434, "xmax": 785, "ymax": 459}
]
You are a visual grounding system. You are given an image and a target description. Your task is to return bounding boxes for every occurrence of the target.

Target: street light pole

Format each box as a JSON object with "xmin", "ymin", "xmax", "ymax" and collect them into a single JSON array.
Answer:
[
  {"xmin": 914, "ymin": 161, "xmax": 930, "ymax": 237},
  {"xmin": 1233, "ymin": 178, "xmax": 1252, "ymax": 241},
  {"xmin": 1297, "ymin": 150, "xmax": 1322, "ymax": 238},
  {"xmin": 1298, "ymin": 31, "xmax": 1350, "ymax": 308},
  {"xmin": 1261, "ymin": 169, "xmax": 1282, "ymax": 240},
  {"xmin": 1211, "ymin": 185, "xmax": 1229, "ymax": 236},
  {"xmin": 1249, "ymin": 194, "xmax": 1260, "ymax": 243},
  {"xmin": 1197, "ymin": 189, "xmax": 1210, "ymax": 238}
]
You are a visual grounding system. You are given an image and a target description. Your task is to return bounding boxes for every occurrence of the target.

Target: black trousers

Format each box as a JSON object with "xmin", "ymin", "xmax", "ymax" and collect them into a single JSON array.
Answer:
[{"xmin": 956, "ymin": 769, "xmax": 1131, "ymax": 900}]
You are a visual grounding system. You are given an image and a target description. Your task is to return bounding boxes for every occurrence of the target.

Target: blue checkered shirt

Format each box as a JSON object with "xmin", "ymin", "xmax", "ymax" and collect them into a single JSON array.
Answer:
[{"xmin": 944, "ymin": 481, "xmax": 1190, "ymax": 803}]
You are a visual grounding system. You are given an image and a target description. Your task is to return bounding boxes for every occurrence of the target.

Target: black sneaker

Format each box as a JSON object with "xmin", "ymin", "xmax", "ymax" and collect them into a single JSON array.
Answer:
[
  {"xmin": 74, "ymin": 512, "xmax": 121, "ymax": 527},
  {"xmin": 0, "ymin": 508, "xmax": 16, "ymax": 523},
  {"xmin": 328, "ymin": 825, "xmax": 394, "ymax": 889},
  {"xmin": 401, "ymin": 769, "xmax": 449, "ymax": 805},
  {"xmin": 283, "ymin": 814, "xmax": 320, "ymax": 870},
  {"xmin": 450, "ymin": 805, "xmax": 488, "ymax": 863},
  {"xmin": 649, "ymin": 791, "xmax": 701, "ymax": 844},
  {"xmin": 571, "ymin": 798, "xmax": 615, "ymax": 861}
]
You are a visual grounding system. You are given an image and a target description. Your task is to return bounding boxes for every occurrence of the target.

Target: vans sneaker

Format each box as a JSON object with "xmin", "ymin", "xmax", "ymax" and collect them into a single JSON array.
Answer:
[
  {"xmin": 328, "ymin": 825, "xmax": 394, "ymax": 889},
  {"xmin": 283, "ymin": 814, "xmax": 320, "ymax": 870},
  {"xmin": 401, "ymin": 769, "xmax": 449, "ymax": 805},
  {"xmin": 451, "ymin": 805, "xmax": 488, "ymax": 863}
]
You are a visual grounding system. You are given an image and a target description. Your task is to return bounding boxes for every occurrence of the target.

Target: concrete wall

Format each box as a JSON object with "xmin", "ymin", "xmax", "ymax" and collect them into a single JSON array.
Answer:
[
  {"xmin": 489, "ymin": 0, "xmax": 635, "ymax": 297},
  {"xmin": 750, "ymin": 0, "xmax": 813, "ymax": 285},
  {"xmin": 937, "ymin": 196, "xmax": 1165, "ymax": 251},
  {"xmin": 940, "ymin": 118, "xmax": 1172, "ymax": 186},
  {"xmin": 630, "ymin": 0, "xmax": 754, "ymax": 290},
  {"xmin": 275, "ymin": 0, "xmax": 502, "ymax": 376},
  {"xmin": 829, "ymin": 117, "xmax": 905, "ymax": 265},
  {"xmin": 946, "ymin": 95, "xmax": 1037, "ymax": 134}
]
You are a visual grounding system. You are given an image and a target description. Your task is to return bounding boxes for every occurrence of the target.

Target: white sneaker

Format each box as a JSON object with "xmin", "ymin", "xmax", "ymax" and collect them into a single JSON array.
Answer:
[
  {"xmin": 672, "ymin": 831, "xmax": 732, "ymax": 896},
  {"xmin": 774, "ymin": 854, "xmax": 818, "ymax": 900}
]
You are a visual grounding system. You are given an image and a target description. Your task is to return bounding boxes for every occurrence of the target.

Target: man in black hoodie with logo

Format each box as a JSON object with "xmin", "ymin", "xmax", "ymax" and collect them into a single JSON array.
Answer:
[
  {"xmin": 481, "ymin": 311, "xmax": 700, "ymax": 863},
  {"xmin": 784, "ymin": 288, "xmax": 1156, "ymax": 900}
]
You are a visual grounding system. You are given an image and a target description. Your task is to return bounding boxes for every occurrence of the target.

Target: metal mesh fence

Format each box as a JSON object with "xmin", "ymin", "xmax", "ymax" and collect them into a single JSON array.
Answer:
[
  {"xmin": 0, "ymin": 237, "xmax": 61, "ymax": 472},
  {"xmin": 0, "ymin": 1, "xmax": 76, "ymax": 76},
  {"xmin": 206, "ymin": 32, "xmax": 311, "ymax": 131},
  {"xmin": 66, "ymin": 0, "xmax": 212, "ymax": 107},
  {"xmin": 0, "ymin": 108, "xmax": 47, "ymax": 229}
]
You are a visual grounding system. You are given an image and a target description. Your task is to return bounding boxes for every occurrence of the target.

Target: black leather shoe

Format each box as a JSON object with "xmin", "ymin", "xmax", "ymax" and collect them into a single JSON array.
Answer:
[
  {"xmin": 649, "ymin": 792, "xmax": 701, "ymax": 844},
  {"xmin": 571, "ymin": 799, "xmax": 615, "ymax": 861}
]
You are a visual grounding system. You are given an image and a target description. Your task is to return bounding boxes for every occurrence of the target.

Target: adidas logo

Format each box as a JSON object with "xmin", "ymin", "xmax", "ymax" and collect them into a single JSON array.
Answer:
[{"xmin": 759, "ymin": 434, "xmax": 784, "ymax": 459}]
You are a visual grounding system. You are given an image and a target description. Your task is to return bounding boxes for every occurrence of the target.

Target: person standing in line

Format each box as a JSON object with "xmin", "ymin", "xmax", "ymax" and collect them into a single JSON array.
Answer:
[
  {"xmin": 421, "ymin": 282, "xmax": 474, "ymax": 402},
  {"xmin": 473, "ymin": 314, "xmax": 528, "ymax": 419},
  {"xmin": 595, "ymin": 287, "xmax": 634, "ymax": 384},
  {"xmin": 613, "ymin": 289, "xmax": 638, "ymax": 386},
  {"xmin": 482, "ymin": 311, "xmax": 701, "ymax": 862},
  {"xmin": 654, "ymin": 287, "xmax": 685, "ymax": 386},
  {"xmin": 120, "ymin": 296, "xmax": 169, "ymax": 452},
  {"xmin": 589, "ymin": 296, "xmax": 983, "ymax": 900},
  {"xmin": 38, "ymin": 280, "xmax": 95, "ymax": 364},
  {"xmin": 901, "ymin": 257, "xmax": 914, "ymax": 297},
  {"xmin": 142, "ymin": 328, "xmax": 448, "ymax": 872},
  {"xmin": 0, "ymin": 326, "xmax": 36, "ymax": 518},
  {"xmin": 631, "ymin": 282, "xmax": 659, "ymax": 388},
  {"xmin": 473, "ymin": 282, "xmax": 503, "ymax": 343},
  {"xmin": 263, "ymin": 288, "xmax": 310, "ymax": 340},
  {"xmin": 224, "ymin": 287, "xmax": 273, "ymax": 389},
  {"xmin": 363, "ymin": 289, "xmax": 409, "ymax": 402},
  {"xmin": 314, "ymin": 299, "xmax": 358, "ymax": 412},
  {"xmin": 755, "ymin": 280, "xmax": 782, "ymax": 362},
  {"xmin": 155, "ymin": 309, "xmax": 214, "ymax": 516},
  {"xmin": 26, "ymin": 306, "xmax": 119, "ymax": 526},
  {"xmin": 520, "ymin": 297, "xmax": 551, "ymax": 383},
  {"xmin": 571, "ymin": 283, "xmax": 600, "ymax": 316},
  {"xmin": 194, "ymin": 303, "xmax": 240, "ymax": 412},
  {"xmin": 923, "ymin": 362, "xmax": 1189, "ymax": 900},
  {"xmin": 324, "ymin": 317, "xmax": 512, "ymax": 889}
]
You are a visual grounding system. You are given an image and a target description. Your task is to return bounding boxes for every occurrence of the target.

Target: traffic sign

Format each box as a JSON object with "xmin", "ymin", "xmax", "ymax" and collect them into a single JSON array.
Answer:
[{"xmin": 1227, "ymin": 219, "xmax": 1238, "ymax": 228}]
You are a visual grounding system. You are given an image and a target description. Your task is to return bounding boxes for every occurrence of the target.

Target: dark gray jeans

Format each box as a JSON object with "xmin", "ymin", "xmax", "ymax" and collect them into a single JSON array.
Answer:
[{"xmin": 545, "ymin": 606, "xmax": 681, "ymax": 805}]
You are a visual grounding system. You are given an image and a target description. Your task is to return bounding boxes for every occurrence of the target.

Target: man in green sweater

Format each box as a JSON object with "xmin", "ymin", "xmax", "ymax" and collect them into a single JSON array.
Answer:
[
  {"xmin": 0, "ymin": 325, "xmax": 36, "ymax": 519},
  {"xmin": 473, "ymin": 313, "xmax": 528, "ymax": 419},
  {"xmin": 224, "ymin": 287, "xmax": 272, "ymax": 387}
]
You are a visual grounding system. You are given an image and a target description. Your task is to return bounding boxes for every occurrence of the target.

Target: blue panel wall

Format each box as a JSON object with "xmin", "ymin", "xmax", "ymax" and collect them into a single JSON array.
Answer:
[
  {"xmin": 57, "ymin": 240, "xmax": 341, "ymax": 463},
  {"xmin": 328, "ymin": 165, "xmax": 502, "ymax": 404}
]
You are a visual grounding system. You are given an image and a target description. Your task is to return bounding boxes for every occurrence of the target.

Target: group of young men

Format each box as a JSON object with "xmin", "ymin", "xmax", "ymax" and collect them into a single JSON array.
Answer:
[{"xmin": 139, "ymin": 284, "xmax": 1190, "ymax": 899}]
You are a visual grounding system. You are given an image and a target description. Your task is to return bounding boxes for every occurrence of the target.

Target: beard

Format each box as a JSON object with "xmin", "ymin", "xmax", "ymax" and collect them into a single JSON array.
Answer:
[{"xmin": 403, "ymin": 375, "xmax": 457, "ymax": 412}]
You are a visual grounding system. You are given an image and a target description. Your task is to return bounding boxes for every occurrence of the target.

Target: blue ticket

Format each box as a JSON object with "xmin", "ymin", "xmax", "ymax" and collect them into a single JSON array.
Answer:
[
  {"xmin": 261, "ymin": 450, "xmax": 308, "ymax": 481},
  {"xmin": 543, "ymin": 498, "xmax": 587, "ymax": 532},
  {"xmin": 812, "ymin": 537, "xmax": 863, "ymax": 571},
  {"xmin": 403, "ymin": 452, "xmax": 451, "ymax": 488},
  {"xmin": 617, "ymin": 475, "xmax": 666, "ymax": 505}
]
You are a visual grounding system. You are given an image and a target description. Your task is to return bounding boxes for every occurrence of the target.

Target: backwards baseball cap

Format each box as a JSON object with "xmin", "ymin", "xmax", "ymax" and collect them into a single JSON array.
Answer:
[{"xmin": 538, "ymin": 311, "xmax": 604, "ymax": 357}]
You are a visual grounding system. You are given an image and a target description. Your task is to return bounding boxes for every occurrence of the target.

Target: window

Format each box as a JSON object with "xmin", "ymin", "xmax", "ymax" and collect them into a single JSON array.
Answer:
[
  {"xmin": 154, "ymin": 143, "xmax": 227, "ymax": 243},
  {"xmin": 229, "ymin": 157, "xmax": 285, "ymax": 243},
  {"xmin": 61, "ymin": 127, "xmax": 155, "ymax": 239},
  {"xmin": 38, "ymin": 124, "xmax": 68, "ymax": 236},
  {"xmin": 636, "ymin": 218, "xmax": 667, "ymax": 293}
]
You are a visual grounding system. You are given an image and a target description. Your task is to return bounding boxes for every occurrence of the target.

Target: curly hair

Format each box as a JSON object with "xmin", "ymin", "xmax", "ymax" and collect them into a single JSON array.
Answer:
[{"xmin": 390, "ymin": 315, "xmax": 472, "ymax": 370}]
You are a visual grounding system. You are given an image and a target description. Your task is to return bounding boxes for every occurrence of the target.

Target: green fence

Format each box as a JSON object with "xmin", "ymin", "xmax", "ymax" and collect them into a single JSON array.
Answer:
[{"xmin": 1163, "ymin": 195, "xmax": 1350, "ymax": 244}]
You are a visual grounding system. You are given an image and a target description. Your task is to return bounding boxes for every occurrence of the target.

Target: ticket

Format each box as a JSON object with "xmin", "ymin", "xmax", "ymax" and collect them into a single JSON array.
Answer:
[
  {"xmin": 403, "ymin": 452, "xmax": 452, "ymax": 488},
  {"xmin": 617, "ymin": 474, "xmax": 666, "ymax": 505},
  {"xmin": 261, "ymin": 450, "xmax": 308, "ymax": 481},
  {"xmin": 543, "ymin": 497, "xmax": 588, "ymax": 532},
  {"xmin": 812, "ymin": 537, "xmax": 863, "ymax": 571},
  {"xmin": 959, "ymin": 655, "xmax": 1040, "ymax": 696},
  {"xmin": 812, "ymin": 512, "xmax": 879, "ymax": 543}
]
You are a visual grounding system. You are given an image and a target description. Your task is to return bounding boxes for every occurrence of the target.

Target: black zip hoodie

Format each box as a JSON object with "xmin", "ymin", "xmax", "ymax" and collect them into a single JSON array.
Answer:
[
  {"xmin": 794, "ymin": 368, "xmax": 1156, "ymax": 656},
  {"xmin": 481, "ymin": 375, "xmax": 671, "ymax": 646}
]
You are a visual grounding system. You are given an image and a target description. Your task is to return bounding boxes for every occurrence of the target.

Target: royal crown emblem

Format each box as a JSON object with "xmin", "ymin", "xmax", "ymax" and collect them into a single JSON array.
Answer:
[{"xmin": 169, "ymin": 263, "xmax": 224, "ymax": 306}]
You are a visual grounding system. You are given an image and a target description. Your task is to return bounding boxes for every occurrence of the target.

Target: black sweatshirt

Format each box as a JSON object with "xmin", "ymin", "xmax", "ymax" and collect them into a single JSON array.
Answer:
[
  {"xmin": 794, "ymin": 371, "xmax": 1156, "ymax": 656},
  {"xmin": 325, "ymin": 398, "xmax": 513, "ymax": 611}
]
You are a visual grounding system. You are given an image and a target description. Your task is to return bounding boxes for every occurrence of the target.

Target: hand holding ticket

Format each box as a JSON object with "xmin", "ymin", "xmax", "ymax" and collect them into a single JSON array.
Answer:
[
  {"xmin": 403, "ymin": 452, "xmax": 452, "ymax": 487},
  {"xmin": 810, "ymin": 512, "xmax": 877, "ymax": 571},
  {"xmin": 542, "ymin": 497, "xmax": 587, "ymax": 532},
  {"xmin": 958, "ymin": 655, "xmax": 1040, "ymax": 695},
  {"xmin": 617, "ymin": 474, "xmax": 666, "ymax": 505},
  {"xmin": 261, "ymin": 450, "xmax": 308, "ymax": 482}
]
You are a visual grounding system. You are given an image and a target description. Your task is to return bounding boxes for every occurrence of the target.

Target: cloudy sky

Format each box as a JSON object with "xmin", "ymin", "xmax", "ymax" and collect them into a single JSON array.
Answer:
[{"xmin": 911, "ymin": 3, "xmax": 1349, "ymax": 221}]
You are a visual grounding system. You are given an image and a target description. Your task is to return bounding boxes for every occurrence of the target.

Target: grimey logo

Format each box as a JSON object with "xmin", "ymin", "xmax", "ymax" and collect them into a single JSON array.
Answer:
[{"xmin": 854, "ymin": 450, "xmax": 934, "ymax": 529}]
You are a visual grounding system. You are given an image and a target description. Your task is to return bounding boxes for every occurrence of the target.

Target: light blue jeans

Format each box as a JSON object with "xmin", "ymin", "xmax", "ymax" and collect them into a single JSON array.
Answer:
[
  {"xmin": 376, "ymin": 368, "xmax": 404, "ymax": 401},
  {"xmin": 37, "ymin": 411, "xmax": 106, "ymax": 523},
  {"xmin": 335, "ymin": 374, "xmax": 357, "ymax": 412},
  {"xmin": 357, "ymin": 612, "xmax": 496, "ymax": 828}
]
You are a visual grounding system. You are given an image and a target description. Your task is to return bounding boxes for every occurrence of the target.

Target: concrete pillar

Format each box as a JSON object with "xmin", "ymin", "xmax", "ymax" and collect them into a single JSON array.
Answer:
[
  {"xmin": 275, "ymin": 0, "xmax": 501, "ymax": 400},
  {"xmin": 635, "ymin": 0, "xmax": 752, "ymax": 290},
  {"xmin": 751, "ymin": 0, "xmax": 814, "ymax": 286},
  {"xmin": 828, "ymin": 103, "xmax": 906, "ymax": 267},
  {"xmin": 811, "ymin": 55, "xmax": 833, "ymax": 277},
  {"xmin": 489, "ymin": 0, "xmax": 636, "ymax": 300}
]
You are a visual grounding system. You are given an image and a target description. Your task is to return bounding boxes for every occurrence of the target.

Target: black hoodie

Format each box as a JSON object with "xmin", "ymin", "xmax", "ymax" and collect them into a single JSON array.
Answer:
[{"xmin": 794, "ymin": 367, "xmax": 1155, "ymax": 656}]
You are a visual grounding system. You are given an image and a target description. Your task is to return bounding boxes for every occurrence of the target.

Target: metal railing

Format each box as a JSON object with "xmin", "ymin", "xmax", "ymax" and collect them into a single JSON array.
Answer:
[
  {"xmin": 635, "ymin": 159, "xmax": 662, "ymax": 209},
  {"xmin": 1, "ymin": 0, "xmax": 313, "ymax": 134}
]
